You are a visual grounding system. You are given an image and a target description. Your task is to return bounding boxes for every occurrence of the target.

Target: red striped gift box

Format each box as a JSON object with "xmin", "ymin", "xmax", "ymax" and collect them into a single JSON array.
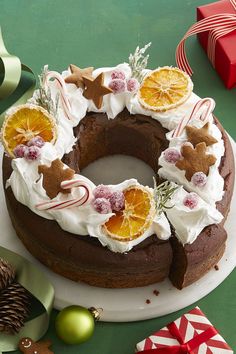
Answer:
[
  {"xmin": 197, "ymin": 0, "xmax": 236, "ymax": 89},
  {"xmin": 176, "ymin": 0, "xmax": 236, "ymax": 89},
  {"xmin": 135, "ymin": 307, "xmax": 233, "ymax": 353}
]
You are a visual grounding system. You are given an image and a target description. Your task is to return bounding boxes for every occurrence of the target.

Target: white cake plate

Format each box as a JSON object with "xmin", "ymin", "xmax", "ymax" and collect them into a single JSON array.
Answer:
[{"xmin": 0, "ymin": 138, "xmax": 235, "ymax": 322}]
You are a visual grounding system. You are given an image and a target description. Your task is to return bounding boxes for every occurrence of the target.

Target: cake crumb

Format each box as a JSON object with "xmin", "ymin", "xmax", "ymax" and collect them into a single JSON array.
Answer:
[
  {"xmin": 153, "ymin": 289, "xmax": 160, "ymax": 296},
  {"xmin": 146, "ymin": 299, "xmax": 151, "ymax": 304},
  {"xmin": 214, "ymin": 265, "xmax": 219, "ymax": 271}
]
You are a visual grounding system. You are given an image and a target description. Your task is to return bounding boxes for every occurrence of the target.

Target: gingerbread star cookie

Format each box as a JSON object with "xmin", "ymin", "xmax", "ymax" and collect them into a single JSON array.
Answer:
[
  {"xmin": 185, "ymin": 122, "xmax": 218, "ymax": 147},
  {"xmin": 65, "ymin": 64, "xmax": 94, "ymax": 89},
  {"xmin": 83, "ymin": 72, "xmax": 113, "ymax": 109},
  {"xmin": 19, "ymin": 337, "xmax": 54, "ymax": 354},
  {"xmin": 175, "ymin": 142, "xmax": 216, "ymax": 181},
  {"xmin": 38, "ymin": 158, "xmax": 75, "ymax": 199}
]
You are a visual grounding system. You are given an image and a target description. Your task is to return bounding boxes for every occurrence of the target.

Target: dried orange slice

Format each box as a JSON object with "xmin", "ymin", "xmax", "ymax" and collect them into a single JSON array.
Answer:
[
  {"xmin": 103, "ymin": 185, "xmax": 155, "ymax": 242},
  {"xmin": 1, "ymin": 104, "xmax": 57, "ymax": 157},
  {"xmin": 138, "ymin": 66, "xmax": 193, "ymax": 112}
]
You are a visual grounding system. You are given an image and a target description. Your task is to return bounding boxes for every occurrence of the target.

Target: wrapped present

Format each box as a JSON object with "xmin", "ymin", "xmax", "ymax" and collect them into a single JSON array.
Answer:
[
  {"xmin": 136, "ymin": 307, "xmax": 233, "ymax": 353},
  {"xmin": 176, "ymin": 0, "xmax": 236, "ymax": 89},
  {"xmin": 197, "ymin": 0, "xmax": 236, "ymax": 89}
]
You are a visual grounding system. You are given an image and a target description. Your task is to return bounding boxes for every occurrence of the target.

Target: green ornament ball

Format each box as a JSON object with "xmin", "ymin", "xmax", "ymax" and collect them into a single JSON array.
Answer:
[{"xmin": 55, "ymin": 305, "xmax": 95, "ymax": 344}]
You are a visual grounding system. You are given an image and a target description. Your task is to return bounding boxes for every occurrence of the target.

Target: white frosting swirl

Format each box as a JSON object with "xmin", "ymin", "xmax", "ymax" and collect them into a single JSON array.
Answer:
[
  {"xmin": 81, "ymin": 63, "xmax": 132, "ymax": 119},
  {"xmin": 165, "ymin": 186, "xmax": 223, "ymax": 244}
]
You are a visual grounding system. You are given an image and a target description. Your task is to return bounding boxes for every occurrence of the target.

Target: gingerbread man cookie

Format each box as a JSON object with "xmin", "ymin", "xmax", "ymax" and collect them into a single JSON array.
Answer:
[
  {"xmin": 38, "ymin": 158, "xmax": 75, "ymax": 199},
  {"xmin": 175, "ymin": 142, "xmax": 216, "ymax": 181},
  {"xmin": 18, "ymin": 337, "xmax": 54, "ymax": 354}
]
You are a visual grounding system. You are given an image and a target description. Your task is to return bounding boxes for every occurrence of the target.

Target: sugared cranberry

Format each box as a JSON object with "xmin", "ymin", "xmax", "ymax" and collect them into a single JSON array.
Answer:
[
  {"xmin": 93, "ymin": 185, "xmax": 113, "ymax": 199},
  {"xmin": 109, "ymin": 191, "xmax": 125, "ymax": 211},
  {"xmin": 24, "ymin": 146, "xmax": 41, "ymax": 161},
  {"xmin": 13, "ymin": 144, "xmax": 28, "ymax": 158},
  {"xmin": 191, "ymin": 172, "xmax": 207, "ymax": 187},
  {"xmin": 183, "ymin": 192, "xmax": 198, "ymax": 209},
  {"xmin": 163, "ymin": 148, "xmax": 182, "ymax": 164},
  {"xmin": 92, "ymin": 198, "xmax": 112, "ymax": 214},
  {"xmin": 108, "ymin": 79, "xmax": 126, "ymax": 94},
  {"xmin": 27, "ymin": 135, "xmax": 45, "ymax": 148},
  {"xmin": 126, "ymin": 78, "xmax": 139, "ymax": 92},
  {"xmin": 111, "ymin": 70, "xmax": 126, "ymax": 80}
]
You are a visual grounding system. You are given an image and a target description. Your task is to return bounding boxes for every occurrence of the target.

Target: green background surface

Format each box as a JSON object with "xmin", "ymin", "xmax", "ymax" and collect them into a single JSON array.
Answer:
[{"xmin": 0, "ymin": 0, "xmax": 235, "ymax": 353}]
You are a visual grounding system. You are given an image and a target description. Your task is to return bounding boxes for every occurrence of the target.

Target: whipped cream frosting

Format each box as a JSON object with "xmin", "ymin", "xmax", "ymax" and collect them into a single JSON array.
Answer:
[
  {"xmin": 8, "ymin": 154, "xmax": 170, "ymax": 252},
  {"xmin": 158, "ymin": 118, "xmax": 225, "ymax": 206},
  {"xmin": 165, "ymin": 185, "xmax": 223, "ymax": 244},
  {"xmin": 6, "ymin": 63, "xmax": 225, "ymax": 251}
]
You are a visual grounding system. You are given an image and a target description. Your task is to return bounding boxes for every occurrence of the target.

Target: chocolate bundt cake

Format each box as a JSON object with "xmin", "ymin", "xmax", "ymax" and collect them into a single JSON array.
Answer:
[
  {"xmin": 1, "ymin": 49, "xmax": 235, "ymax": 289},
  {"xmin": 2, "ymin": 109, "xmax": 234, "ymax": 289}
]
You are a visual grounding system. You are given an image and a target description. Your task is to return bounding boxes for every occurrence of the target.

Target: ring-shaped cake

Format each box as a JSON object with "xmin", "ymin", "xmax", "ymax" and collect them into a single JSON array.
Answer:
[{"xmin": 1, "ymin": 48, "xmax": 235, "ymax": 289}]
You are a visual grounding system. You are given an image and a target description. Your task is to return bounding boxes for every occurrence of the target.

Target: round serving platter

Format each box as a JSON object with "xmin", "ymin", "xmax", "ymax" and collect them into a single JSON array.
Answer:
[{"xmin": 0, "ymin": 138, "xmax": 235, "ymax": 322}]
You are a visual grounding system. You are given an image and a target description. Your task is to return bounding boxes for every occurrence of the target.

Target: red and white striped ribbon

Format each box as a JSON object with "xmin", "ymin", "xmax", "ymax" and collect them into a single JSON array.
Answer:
[
  {"xmin": 172, "ymin": 97, "xmax": 215, "ymax": 137},
  {"xmin": 176, "ymin": 1, "xmax": 236, "ymax": 75},
  {"xmin": 44, "ymin": 70, "xmax": 74, "ymax": 120},
  {"xmin": 207, "ymin": 23, "xmax": 236, "ymax": 65},
  {"xmin": 36, "ymin": 179, "xmax": 91, "ymax": 211},
  {"xmin": 230, "ymin": 0, "xmax": 236, "ymax": 11}
]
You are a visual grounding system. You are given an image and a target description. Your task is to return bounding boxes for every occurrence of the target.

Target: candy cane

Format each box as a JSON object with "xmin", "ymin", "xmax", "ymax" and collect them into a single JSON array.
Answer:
[
  {"xmin": 172, "ymin": 98, "xmax": 215, "ymax": 138},
  {"xmin": 176, "ymin": 13, "xmax": 236, "ymax": 75},
  {"xmin": 199, "ymin": 97, "xmax": 215, "ymax": 122},
  {"xmin": 44, "ymin": 70, "xmax": 74, "ymax": 121},
  {"xmin": 36, "ymin": 179, "xmax": 91, "ymax": 211}
]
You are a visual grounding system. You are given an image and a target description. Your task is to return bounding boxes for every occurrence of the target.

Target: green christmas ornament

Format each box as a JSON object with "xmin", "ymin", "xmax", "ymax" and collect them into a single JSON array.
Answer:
[{"xmin": 55, "ymin": 305, "xmax": 101, "ymax": 345}]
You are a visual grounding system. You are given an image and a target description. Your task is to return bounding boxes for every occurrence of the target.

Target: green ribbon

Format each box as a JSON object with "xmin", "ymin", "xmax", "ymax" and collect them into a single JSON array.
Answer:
[
  {"xmin": 0, "ymin": 246, "xmax": 55, "ymax": 353},
  {"xmin": 0, "ymin": 27, "xmax": 36, "ymax": 126},
  {"xmin": 0, "ymin": 29, "xmax": 54, "ymax": 352}
]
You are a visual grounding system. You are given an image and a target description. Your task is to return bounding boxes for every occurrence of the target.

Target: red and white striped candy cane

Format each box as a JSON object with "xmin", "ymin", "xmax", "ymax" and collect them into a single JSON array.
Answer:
[
  {"xmin": 172, "ymin": 97, "xmax": 215, "ymax": 138},
  {"xmin": 44, "ymin": 70, "xmax": 74, "ymax": 120},
  {"xmin": 176, "ymin": 11, "xmax": 236, "ymax": 75},
  {"xmin": 36, "ymin": 179, "xmax": 91, "ymax": 211}
]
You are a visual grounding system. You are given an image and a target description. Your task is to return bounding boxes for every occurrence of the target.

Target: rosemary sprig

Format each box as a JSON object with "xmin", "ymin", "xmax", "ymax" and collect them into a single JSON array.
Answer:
[
  {"xmin": 128, "ymin": 42, "xmax": 151, "ymax": 83},
  {"xmin": 34, "ymin": 66, "xmax": 59, "ymax": 118},
  {"xmin": 153, "ymin": 178, "xmax": 178, "ymax": 214}
]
